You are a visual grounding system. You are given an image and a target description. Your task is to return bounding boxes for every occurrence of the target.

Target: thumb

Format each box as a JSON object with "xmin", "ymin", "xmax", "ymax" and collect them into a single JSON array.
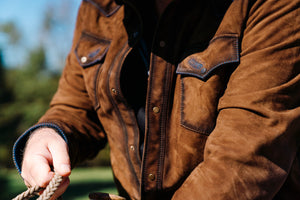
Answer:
[{"xmin": 48, "ymin": 138, "xmax": 71, "ymax": 177}]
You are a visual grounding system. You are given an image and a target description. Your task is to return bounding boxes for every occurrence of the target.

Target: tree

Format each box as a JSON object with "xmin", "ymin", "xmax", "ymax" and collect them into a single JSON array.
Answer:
[
  {"xmin": 0, "ymin": 1, "xmax": 109, "ymax": 168},
  {"xmin": 0, "ymin": 21, "xmax": 21, "ymax": 45},
  {"xmin": 0, "ymin": 21, "xmax": 59, "ymax": 168},
  {"xmin": 0, "ymin": 49, "xmax": 11, "ymax": 103}
]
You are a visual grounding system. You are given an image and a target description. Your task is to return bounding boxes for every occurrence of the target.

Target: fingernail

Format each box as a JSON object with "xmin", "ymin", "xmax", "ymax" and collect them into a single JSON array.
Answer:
[{"xmin": 60, "ymin": 164, "xmax": 71, "ymax": 174}]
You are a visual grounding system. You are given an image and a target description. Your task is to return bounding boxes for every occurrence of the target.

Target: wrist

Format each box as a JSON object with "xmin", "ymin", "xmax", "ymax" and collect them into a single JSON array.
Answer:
[{"xmin": 27, "ymin": 127, "xmax": 62, "ymax": 144}]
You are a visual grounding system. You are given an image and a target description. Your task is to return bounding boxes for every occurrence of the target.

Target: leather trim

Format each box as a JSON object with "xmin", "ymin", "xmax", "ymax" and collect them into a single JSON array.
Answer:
[
  {"xmin": 176, "ymin": 33, "xmax": 239, "ymax": 80},
  {"xmin": 83, "ymin": 0, "xmax": 121, "ymax": 17},
  {"xmin": 75, "ymin": 32, "xmax": 111, "ymax": 68}
]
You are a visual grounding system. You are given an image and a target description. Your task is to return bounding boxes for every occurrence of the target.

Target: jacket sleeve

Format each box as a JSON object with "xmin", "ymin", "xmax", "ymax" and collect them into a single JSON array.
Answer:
[
  {"xmin": 173, "ymin": 0, "xmax": 300, "ymax": 199},
  {"xmin": 13, "ymin": 2, "xmax": 107, "ymax": 169}
]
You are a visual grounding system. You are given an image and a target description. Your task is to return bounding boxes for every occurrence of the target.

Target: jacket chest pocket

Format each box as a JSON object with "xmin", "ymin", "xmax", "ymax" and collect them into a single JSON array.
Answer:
[
  {"xmin": 75, "ymin": 31, "xmax": 111, "ymax": 109},
  {"xmin": 176, "ymin": 34, "xmax": 239, "ymax": 135}
]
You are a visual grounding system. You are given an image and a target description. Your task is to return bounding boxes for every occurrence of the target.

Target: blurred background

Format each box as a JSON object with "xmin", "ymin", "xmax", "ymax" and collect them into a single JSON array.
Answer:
[{"xmin": 0, "ymin": 0, "xmax": 115, "ymax": 199}]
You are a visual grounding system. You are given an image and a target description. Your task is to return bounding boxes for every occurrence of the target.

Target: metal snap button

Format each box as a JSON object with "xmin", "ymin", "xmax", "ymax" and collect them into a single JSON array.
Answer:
[
  {"xmin": 81, "ymin": 56, "xmax": 87, "ymax": 63},
  {"xmin": 130, "ymin": 145, "xmax": 135, "ymax": 151},
  {"xmin": 200, "ymin": 67, "xmax": 207, "ymax": 74},
  {"xmin": 148, "ymin": 173, "xmax": 156, "ymax": 181},
  {"xmin": 111, "ymin": 88, "xmax": 117, "ymax": 94},
  {"xmin": 152, "ymin": 107, "xmax": 160, "ymax": 113}
]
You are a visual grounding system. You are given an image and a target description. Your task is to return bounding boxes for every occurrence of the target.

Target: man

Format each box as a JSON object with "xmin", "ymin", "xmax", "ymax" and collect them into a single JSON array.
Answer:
[{"xmin": 13, "ymin": 0, "xmax": 300, "ymax": 199}]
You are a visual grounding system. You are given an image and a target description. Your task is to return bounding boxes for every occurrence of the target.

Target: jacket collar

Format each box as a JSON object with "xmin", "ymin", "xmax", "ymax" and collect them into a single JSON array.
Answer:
[
  {"xmin": 84, "ymin": 0, "xmax": 232, "ymax": 19},
  {"xmin": 83, "ymin": 0, "xmax": 121, "ymax": 17},
  {"xmin": 83, "ymin": 0, "xmax": 145, "ymax": 46}
]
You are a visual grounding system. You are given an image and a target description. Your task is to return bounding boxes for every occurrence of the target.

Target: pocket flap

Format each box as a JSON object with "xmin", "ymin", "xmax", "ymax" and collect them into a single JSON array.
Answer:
[
  {"xmin": 176, "ymin": 34, "xmax": 239, "ymax": 79},
  {"xmin": 75, "ymin": 32, "xmax": 111, "ymax": 68}
]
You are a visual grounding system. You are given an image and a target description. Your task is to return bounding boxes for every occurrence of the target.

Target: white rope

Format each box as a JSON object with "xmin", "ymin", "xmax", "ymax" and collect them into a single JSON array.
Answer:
[{"xmin": 12, "ymin": 173, "xmax": 63, "ymax": 200}]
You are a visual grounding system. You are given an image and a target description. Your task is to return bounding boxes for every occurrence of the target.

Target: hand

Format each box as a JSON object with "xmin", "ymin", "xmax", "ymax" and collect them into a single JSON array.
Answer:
[{"xmin": 21, "ymin": 128, "xmax": 71, "ymax": 200}]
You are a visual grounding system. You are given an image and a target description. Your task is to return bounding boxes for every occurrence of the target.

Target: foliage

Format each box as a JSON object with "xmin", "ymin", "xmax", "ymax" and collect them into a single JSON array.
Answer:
[
  {"xmin": 0, "ymin": 44, "xmax": 111, "ymax": 168},
  {"xmin": 0, "ymin": 4, "xmax": 111, "ymax": 169},
  {"xmin": 0, "ymin": 46, "xmax": 60, "ymax": 168},
  {"xmin": 81, "ymin": 145, "xmax": 111, "ymax": 167},
  {"xmin": 0, "ymin": 21, "xmax": 21, "ymax": 44}
]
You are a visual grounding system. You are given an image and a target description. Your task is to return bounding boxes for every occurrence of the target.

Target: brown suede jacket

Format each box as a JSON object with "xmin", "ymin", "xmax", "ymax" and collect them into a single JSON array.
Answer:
[{"xmin": 13, "ymin": 0, "xmax": 300, "ymax": 199}]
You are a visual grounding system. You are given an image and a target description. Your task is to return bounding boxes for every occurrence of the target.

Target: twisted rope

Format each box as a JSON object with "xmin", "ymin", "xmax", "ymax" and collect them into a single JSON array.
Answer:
[{"xmin": 12, "ymin": 173, "xmax": 63, "ymax": 200}]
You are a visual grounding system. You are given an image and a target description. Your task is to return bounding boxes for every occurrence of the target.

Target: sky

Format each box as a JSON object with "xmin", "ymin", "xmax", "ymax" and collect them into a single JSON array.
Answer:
[{"xmin": 0, "ymin": 0, "xmax": 82, "ymax": 70}]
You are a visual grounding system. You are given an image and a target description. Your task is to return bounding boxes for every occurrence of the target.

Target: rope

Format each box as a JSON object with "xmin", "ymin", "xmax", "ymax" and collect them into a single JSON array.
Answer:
[{"xmin": 12, "ymin": 173, "xmax": 63, "ymax": 200}]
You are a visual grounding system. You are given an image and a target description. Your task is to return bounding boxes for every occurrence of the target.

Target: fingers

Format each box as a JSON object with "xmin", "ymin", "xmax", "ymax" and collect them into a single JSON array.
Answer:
[
  {"xmin": 48, "ymin": 137, "xmax": 71, "ymax": 177},
  {"xmin": 22, "ymin": 146, "xmax": 54, "ymax": 188},
  {"xmin": 22, "ymin": 158, "xmax": 53, "ymax": 188}
]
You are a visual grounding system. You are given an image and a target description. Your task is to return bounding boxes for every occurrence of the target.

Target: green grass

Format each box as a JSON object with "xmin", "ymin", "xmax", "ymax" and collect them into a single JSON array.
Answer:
[{"xmin": 0, "ymin": 167, "xmax": 118, "ymax": 200}]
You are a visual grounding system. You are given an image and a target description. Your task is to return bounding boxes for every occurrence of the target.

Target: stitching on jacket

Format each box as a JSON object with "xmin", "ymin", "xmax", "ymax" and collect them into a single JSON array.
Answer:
[
  {"xmin": 204, "ymin": 34, "xmax": 239, "ymax": 78},
  {"xmin": 179, "ymin": 78, "xmax": 212, "ymax": 135},
  {"xmin": 105, "ymin": 41, "xmax": 140, "ymax": 186},
  {"xmin": 74, "ymin": 32, "xmax": 111, "ymax": 68},
  {"xmin": 94, "ymin": 64, "xmax": 103, "ymax": 110},
  {"xmin": 176, "ymin": 34, "xmax": 240, "ymax": 80},
  {"xmin": 177, "ymin": 34, "xmax": 239, "ymax": 134},
  {"xmin": 83, "ymin": 0, "xmax": 121, "ymax": 17}
]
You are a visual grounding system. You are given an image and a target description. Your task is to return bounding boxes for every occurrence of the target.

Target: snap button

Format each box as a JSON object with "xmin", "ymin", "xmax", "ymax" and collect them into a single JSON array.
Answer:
[
  {"xmin": 81, "ymin": 56, "xmax": 87, "ymax": 63},
  {"xmin": 152, "ymin": 106, "xmax": 160, "ymax": 113},
  {"xmin": 148, "ymin": 173, "xmax": 156, "ymax": 181},
  {"xmin": 159, "ymin": 41, "xmax": 166, "ymax": 48},
  {"xmin": 111, "ymin": 88, "xmax": 117, "ymax": 94},
  {"xmin": 200, "ymin": 67, "xmax": 207, "ymax": 74},
  {"xmin": 130, "ymin": 145, "xmax": 135, "ymax": 151}
]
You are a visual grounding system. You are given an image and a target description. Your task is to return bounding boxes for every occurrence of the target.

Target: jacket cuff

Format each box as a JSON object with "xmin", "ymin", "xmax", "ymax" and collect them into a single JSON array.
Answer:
[{"xmin": 12, "ymin": 122, "xmax": 68, "ymax": 174}]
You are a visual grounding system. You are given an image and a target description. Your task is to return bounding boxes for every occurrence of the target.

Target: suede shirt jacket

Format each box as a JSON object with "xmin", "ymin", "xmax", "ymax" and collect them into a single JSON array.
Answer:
[{"xmin": 13, "ymin": 0, "xmax": 300, "ymax": 199}]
